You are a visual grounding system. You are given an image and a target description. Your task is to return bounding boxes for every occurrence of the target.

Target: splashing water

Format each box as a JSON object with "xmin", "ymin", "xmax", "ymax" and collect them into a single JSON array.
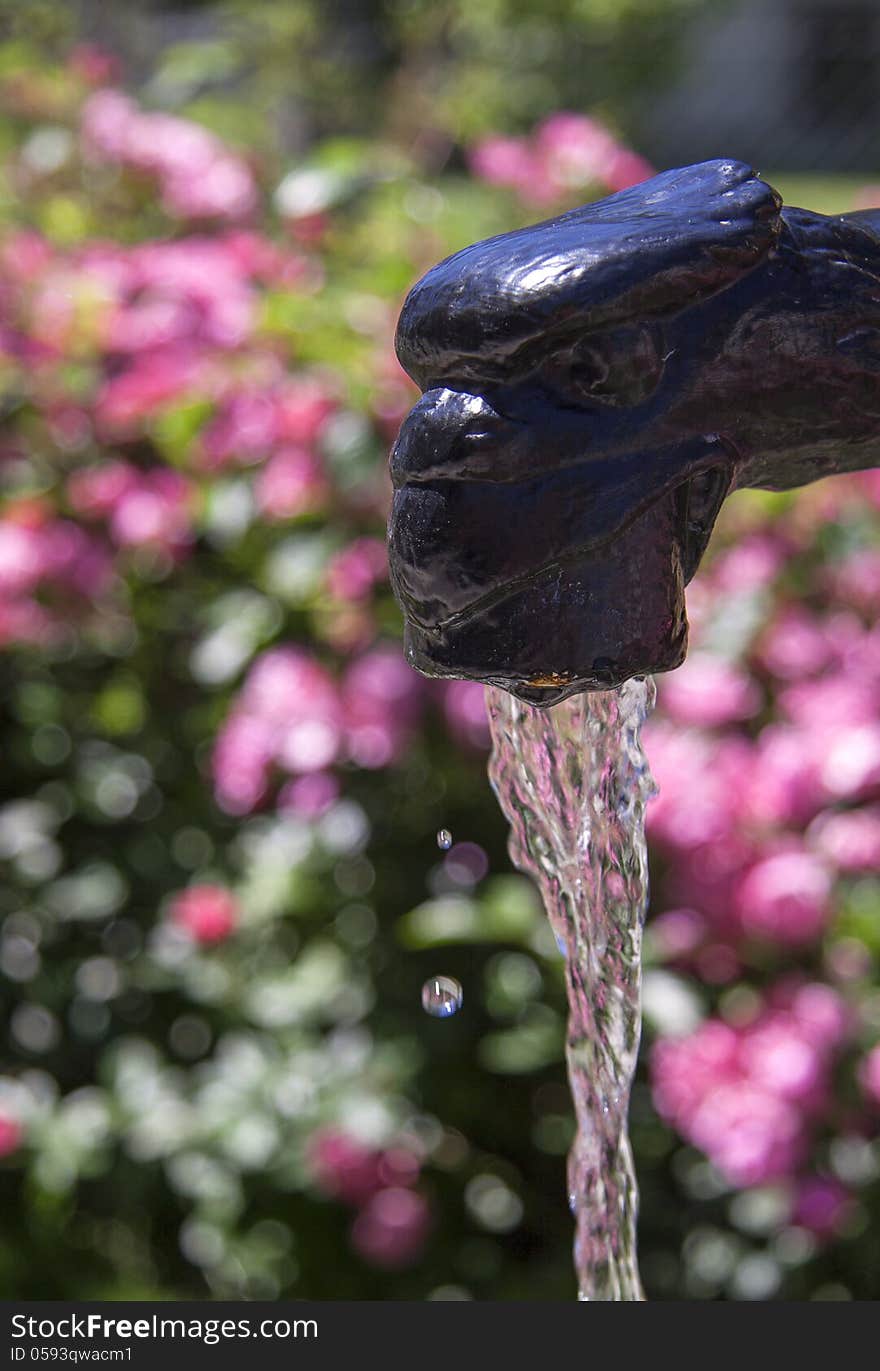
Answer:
[{"xmin": 486, "ymin": 677, "xmax": 657, "ymax": 1301}]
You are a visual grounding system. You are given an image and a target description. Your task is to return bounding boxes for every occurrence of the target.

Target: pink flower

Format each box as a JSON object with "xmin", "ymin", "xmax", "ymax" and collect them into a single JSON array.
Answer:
[
  {"xmin": 278, "ymin": 771, "xmax": 340, "ymax": 820},
  {"xmin": 350, "ymin": 1187, "xmax": 430, "ymax": 1268},
  {"xmin": 740, "ymin": 1014, "xmax": 825, "ymax": 1108},
  {"xmin": 95, "ymin": 345, "xmax": 204, "ymax": 435},
  {"xmin": 308, "ymin": 1129, "xmax": 382, "ymax": 1205},
  {"xmin": 734, "ymin": 850, "xmax": 832, "ymax": 946},
  {"xmin": 69, "ymin": 462, "xmax": 194, "ymax": 556},
  {"xmin": 81, "ymin": 91, "xmax": 257, "ymax": 223},
  {"xmin": 163, "ymin": 155, "xmax": 256, "ymax": 223},
  {"xmin": 0, "ymin": 1116, "xmax": 23, "ymax": 1159},
  {"xmin": 468, "ymin": 136, "xmax": 552, "ymax": 204},
  {"xmin": 212, "ymin": 713, "xmax": 275, "ymax": 815},
  {"xmin": 602, "ymin": 146, "xmax": 656, "ymax": 192},
  {"xmin": 109, "ymin": 470, "xmax": 194, "ymax": 554},
  {"xmin": 274, "ymin": 378, "xmax": 336, "ymax": 445},
  {"xmin": 792, "ymin": 1176, "xmax": 853, "ymax": 1238},
  {"xmin": 80, "ymin": 89, "xmax": 137, "ymax": 162},
  {"xmin": 0, "ymin": 520, "xmax": 44, "ymax": 593},
  {"xmin": 68, "ymin": 44, "xmax": 121, "ymax": 87},
  {"xmin": 809, "ymin": 807, "xmax": 880, "ymax": 872},
  {"xmin": 534, "ymin": 113, "xmax": 620, "ymax": 188},
  {"xmin": 200, "ymin": 388, "xmax": 278, "ymax": 468},
  {"xmin": 307, "ymin": 1130, "xmax": 421, "ymax": 1211},
  {"xmin": 660, "ymin": 652, "xmax": 761, "ymax": 727},
  {"xmin": 740, "ymin": 724, "xmax": 824, "ymax": 828},
  {"xmin": 779, "ymin": 675, "xmax": 878, "ymax": 728},
  {"xmin": 1, "ymin": 230, "xmax": 53, "ymax": 282},
  {"xmin": 858, "ymin": 1044, "xmax": 880, "ymax": 1108},
  {"xmin": 711, "ymin": 533, "xmax": 789, "ymax": 593},
  {"xmin": 468, "ymin": 115, "xmax": 651, "ymax": 209},
  {"xmin": 649, "ymin": 908, "xmax": 707, "ymax": 960},
  {"xmin": 442, "ymin": 680, "xmax": 491, "ymax": 750},
  {"xmin": 651, "ymin": 996, "xmax": 843, "ymax": 1188},
  {"xmin": 756, "ymin": 607, "xmax": 833, "ymax": 680},
  {"xmin": 645, "ymin": 723, "xmax": 752, "ymax": 851},
  {"xmin": 326, "ymin": 538, "xmax": 387, "ymax": 601},
  {"xmin": 255, "ymin": 446, "xmax": 326, "ymax": 519},
  {"xmin": 341, "ymin": 646, "xmax": 423, "ymax": 768},
  {"xmin": 67, "ymin": 461, "xmax": 139, "ymax": 518},
  {"xmin": 782, "ymin": 982, "xmax": 848, "ymax": 1050},
  {"xmin": 107, "ymin": 238, "xmax": 256, "ymax": 353},
  {"xmin": 828, "ymin": 547, "xmax": 880, "ymax": 613},
  {"xmin": 170, "ymin": 884, "xmax": 238, "ymax": 945},
  {"xmin": 0, "ymin": 510, "xmax": 112, "ymax": 622},
  {"xmin": 213, "ymin": 649, "xmax": 345, "ymax": 813},
  {"xmin": 689, "ymin": 1082, "xmax": 805, "ymax": 1187}
]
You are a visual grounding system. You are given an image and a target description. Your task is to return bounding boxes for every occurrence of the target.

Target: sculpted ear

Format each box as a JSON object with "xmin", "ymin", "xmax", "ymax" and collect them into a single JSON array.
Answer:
[{"xmin": 396, "ymin": 159, "xmax": 783, "ymax": 387}]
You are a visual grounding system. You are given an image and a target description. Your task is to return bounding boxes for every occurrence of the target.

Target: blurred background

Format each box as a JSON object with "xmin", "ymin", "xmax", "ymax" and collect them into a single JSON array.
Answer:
[{"xmin": 2, "ymin": 0, "xmax": 880, "ymax": 1302}]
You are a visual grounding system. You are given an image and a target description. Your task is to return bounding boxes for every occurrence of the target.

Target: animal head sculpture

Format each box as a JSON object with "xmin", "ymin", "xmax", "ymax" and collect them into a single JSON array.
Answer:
[{"xmin": 389, "ymin": 159, "xmax": 880, "ymax": 704}]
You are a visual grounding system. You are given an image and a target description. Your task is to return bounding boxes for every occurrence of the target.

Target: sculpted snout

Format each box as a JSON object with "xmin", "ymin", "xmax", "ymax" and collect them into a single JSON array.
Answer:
[
  {"xmin": 388, "ymin": 157, "xmax": 880, "ymax": 702},
  {"xmin": 390, "ymin": 386, "xmax": 535, "ymax": 487}
]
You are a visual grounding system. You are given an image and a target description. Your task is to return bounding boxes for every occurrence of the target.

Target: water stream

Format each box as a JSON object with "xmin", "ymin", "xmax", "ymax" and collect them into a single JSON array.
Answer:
[{"xmin": 485, "ymin": 677, "xmax": 657, "ymax": 1300}]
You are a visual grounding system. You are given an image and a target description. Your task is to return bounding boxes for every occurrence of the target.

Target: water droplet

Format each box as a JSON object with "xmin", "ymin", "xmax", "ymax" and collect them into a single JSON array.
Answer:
[
  {"xmin": 421, "ymin": 975, "xmax": 463, "ymax": 1017},
  {"xmin": 436, "ymin": 828, "xmax": 452, "ymax": 850}
]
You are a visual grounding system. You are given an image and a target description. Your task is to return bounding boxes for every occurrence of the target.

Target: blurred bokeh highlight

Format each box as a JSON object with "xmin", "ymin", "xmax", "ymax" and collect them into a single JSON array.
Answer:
[{"xmin": 1, "ymin": 0, "xmax": 879, "ymax": 1301}]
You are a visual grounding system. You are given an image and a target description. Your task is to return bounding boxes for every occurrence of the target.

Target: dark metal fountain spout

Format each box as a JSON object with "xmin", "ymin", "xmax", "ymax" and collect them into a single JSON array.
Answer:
[{"xmin": 388, "ymin": 159, "xmax": 880, "ymax": 705}]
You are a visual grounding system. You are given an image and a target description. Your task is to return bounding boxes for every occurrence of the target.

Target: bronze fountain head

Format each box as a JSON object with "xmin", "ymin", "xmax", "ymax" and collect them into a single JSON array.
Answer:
[{"xmin": 388, "ymin": 159, "xmax": 880, "ymax": 704}]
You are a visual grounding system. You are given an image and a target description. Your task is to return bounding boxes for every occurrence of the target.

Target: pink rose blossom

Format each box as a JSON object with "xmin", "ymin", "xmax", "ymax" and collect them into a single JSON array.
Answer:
[
  {"xmin": 740, "ymin": 724, "xmax": 824, "ymax": 828},
  {"xmin": 651, "ymin": 997, "xmax": 843, "ymax": 1187},
  {"xmin": 468, "ymin": 135, "xmax": 553, "ymax": 205},
  {"xmin": 734, "ymin": 849, "xmax": 832, "ymax": 946},
  {"xmin": 792, "ymin": 1176, "xmax": 853, "ymax": 1238},
  {"xmin": 81, "ymin": 90, "xmax": 256, "ymax": 222},
  {"xmin": 109, "ymin": 470, "xmax": 194, "ymax": 554},
  {"xmin": 809, "ymin": 807, "xmax": 880, "ymax": 872},
  {"xmin": 342, "ymin": 646, "xmax": 423, "ymax": 768},
  {"xmin": 442, "ymin": 680, "xmax": 491, "ymax": 750},
  {"xmin": 828, "ymin": 547, "xmax": 880, "ymax": 613},
  {"xmin": 602, "ymin": 146, "xmax": 656, "ymax": 192},
  {"xmin": 645, "ymin": 723, "xmax": 752, "ymax": 850},
  {"xmin": 534, "ymin": 113, "xmax": 619, "ymax": 188},
  {"xmin": 858, "ymin": 1044, "xmax": 880, "ymax": 1108},
  {"xmin": 211, "ymin": 713, "xmax": 275, "ymax": 815},
  {"xmin": 278, "ymin": 772, "xmax": 340, "ymax": 820},
  {"xmin": 711, "ymin": 534, "xmax": 788, "ymax": 593},
  {"xmin": 68, "ymin": 44, "xmax": 121, "ymax": 87},
  {"xmin": 649, "ymin": 908, "xmax": 707, "ymax": 960},
  {"xmin": 255, "ymin": 446, "xmax": 326, "ymax": 519},
  {"xmin": 660, "ymin": 652, "xmax": 761, "ymax": 727},
  {"xmin": 757, "ymin": 607, "xmax": 833, "ymax": 680},
  {"xmin": 274, "ymin": 378, "xmax": 335, "ymax": 446},
  {"xmin": 0, "ymin": 1116, "xmax": 23, "ymax": 1158},
  {"xmin": 170, "ymin": 884, "xmax": 238, "ymax": 945},
  {"xmin": 213, "ymin": 649, "xmax": 345, "ymax": 812},
  {"xmin": 308, "ymin": 1129, "xmax": 382, "ymax": 1205},
  {"xmin": 350, "ymin": 1187, "xmax": 430, "ymax": 1268},
  {"xmin": 326, "ymin": 538, "xmax": 387, "ymax": 601},
  {"xmin": 95, "ymin": 345, "xmax": 205, "ymax": 434},
  {"xmin": 200, "ymin": 388, "xmax": 278, "ymax": 468}
]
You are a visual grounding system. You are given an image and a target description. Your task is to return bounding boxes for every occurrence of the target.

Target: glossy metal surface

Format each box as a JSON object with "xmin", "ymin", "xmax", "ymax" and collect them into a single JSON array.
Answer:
[{"xmin": 388, "ymin": 159, "xmax": 880, "ymax": 703}]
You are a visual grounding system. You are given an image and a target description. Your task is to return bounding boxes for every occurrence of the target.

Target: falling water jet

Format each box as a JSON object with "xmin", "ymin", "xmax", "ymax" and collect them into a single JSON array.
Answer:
[
  {"xmin": 486, "ymin": 680, "xmax": 655, "ymax": 1300},
  {"xmin": 388, "ymin": 159, "xmax": 880, "ymax": 1299}
]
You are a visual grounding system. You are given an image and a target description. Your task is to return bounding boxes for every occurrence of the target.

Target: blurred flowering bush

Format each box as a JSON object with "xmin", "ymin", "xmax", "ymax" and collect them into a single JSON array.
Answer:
[{"xmin": 0, "ymin": 35, "xmax": 878, "ymax": 1302}]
